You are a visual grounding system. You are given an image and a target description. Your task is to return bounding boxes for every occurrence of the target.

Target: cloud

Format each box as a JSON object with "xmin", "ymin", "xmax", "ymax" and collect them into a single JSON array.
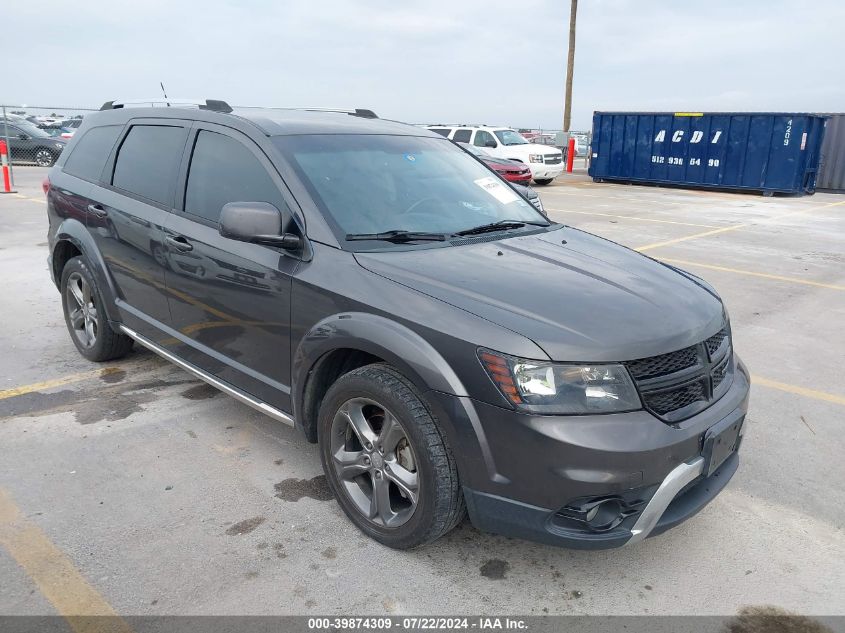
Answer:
[{"xmin": 4, "ymin": 0, "xmax": 843, "ymax": 130}]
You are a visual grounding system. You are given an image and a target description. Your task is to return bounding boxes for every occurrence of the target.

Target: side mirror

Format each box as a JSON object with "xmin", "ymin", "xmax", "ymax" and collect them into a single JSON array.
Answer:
[
  {"xmin": 485, "ymin": 140, "xmax": 497, "ymax": 148},
  {"xmin": 18, "ymin": 133, "xmax": 29, "ymax": 140},
  {"xmin": 219, "ymin": 202, "xmax": 301, "ymax": 249}
]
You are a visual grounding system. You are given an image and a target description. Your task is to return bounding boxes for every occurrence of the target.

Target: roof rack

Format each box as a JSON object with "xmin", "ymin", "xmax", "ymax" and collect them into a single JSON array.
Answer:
[
  {"xmin": 100, "ymin": 99, "xmax": 233, "ymax": 113},
  {"xmin": 98, "ymin": 101, "xmax": 377, "ymax": 119},
  {"xmin": 237, "ymin": 106, "xmax": 378, "ymax": 119}
]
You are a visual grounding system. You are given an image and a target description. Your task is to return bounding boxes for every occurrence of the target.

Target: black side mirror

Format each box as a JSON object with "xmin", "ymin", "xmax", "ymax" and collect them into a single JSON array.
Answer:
[
  {"xmin": 219, "ymin": 202, "xmax": 301, "ymax": 249},
  {"xmin": 485, "ymin": 140, "xmax": 497, "ymax": 148},
  {"xmin": 18, "ymin": 133, "xmax": 29, "ymax": 140}
]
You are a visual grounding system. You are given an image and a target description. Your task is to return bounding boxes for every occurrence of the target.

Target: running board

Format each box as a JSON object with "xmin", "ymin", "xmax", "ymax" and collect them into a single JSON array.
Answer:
[{"xmin": 119, "ymin": 325, "xmax": 295, "ymax": 427}]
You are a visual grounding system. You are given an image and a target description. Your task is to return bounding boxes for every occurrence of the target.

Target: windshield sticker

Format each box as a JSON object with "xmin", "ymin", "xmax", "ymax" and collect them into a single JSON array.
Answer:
[{"xmin": 474, "ymin": 176, "xmax": 519, "ymax": 205}]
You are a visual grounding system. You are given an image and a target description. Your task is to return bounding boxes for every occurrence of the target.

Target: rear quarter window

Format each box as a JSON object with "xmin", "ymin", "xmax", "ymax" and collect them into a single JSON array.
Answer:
[
  {"xmin": 62, "ymin": 125, "xmax": 123, "ymax": 182},
  {"xmin": 112, "ymin": 125, "xmax": 187, "ymax": 206},
  {"xmin": 452, "ymin": 129, "xmax": 472, "ymax": 143}
]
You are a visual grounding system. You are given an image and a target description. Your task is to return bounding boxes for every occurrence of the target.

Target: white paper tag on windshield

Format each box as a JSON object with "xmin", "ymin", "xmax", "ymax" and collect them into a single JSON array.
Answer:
[{"xmin": 474, "ymin": 176, "xmax": 519, "ymax": 205}]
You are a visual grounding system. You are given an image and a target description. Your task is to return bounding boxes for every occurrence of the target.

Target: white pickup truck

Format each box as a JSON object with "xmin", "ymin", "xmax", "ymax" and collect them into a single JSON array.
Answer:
[{"xmin": 427, "ymin": 125, "xmax": 564, "ymax": 185}]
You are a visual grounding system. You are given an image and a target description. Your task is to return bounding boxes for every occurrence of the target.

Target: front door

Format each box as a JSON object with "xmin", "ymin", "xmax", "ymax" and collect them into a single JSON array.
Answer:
[{"xmin": 161, "ymin": 125, "xmax": 299, "ymax": 413}]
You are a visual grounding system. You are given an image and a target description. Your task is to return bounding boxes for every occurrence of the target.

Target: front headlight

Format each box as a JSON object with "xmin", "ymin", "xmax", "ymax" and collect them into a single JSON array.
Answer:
[
  {"xmin": 479, "ymin": 350, "xmax": 641, "ymax": 414},
  {"xmin": 528, "ymin": 154, "xmax": 545, "ymax": 163}
]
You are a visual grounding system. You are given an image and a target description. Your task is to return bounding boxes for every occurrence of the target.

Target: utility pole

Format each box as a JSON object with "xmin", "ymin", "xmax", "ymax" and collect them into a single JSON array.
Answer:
[{"xmin": 563, "ymin": 0, "xmax": 578, "ymax": 132}]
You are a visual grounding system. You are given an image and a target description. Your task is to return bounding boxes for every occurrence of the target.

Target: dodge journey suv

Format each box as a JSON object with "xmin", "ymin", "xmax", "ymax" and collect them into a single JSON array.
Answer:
[{"xmin": 46, "ymin": 99, "xmax": 749, "ymax": 549}]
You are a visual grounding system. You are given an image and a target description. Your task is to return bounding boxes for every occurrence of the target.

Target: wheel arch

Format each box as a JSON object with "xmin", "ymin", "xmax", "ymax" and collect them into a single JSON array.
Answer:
[
  {"xmin": 51, "ymin": 219, "xmax": 122, "ymax": 323},
  {"xmin": 293, "ymin": 312, "xmax": 468, "ymax": 443}
]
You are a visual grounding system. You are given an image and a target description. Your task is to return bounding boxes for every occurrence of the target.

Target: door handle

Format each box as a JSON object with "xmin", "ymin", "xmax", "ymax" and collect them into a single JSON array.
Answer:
[
  {"xmin": 165, "ymin": 235, "xmax": 194, "ymax": 252},
  {"xmin": 87, "ymin": 204, "xmax": 108, "ymax": 218}
]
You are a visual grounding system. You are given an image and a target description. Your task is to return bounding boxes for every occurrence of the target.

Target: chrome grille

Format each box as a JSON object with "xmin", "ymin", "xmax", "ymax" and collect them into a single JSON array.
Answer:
[
  {"xmin": 544, "ymin": 155, "xmax": 562, "ymax": 165},
  {"xmin": 625, "ymin": 327, "xmax": 733, "ymax": 423}
]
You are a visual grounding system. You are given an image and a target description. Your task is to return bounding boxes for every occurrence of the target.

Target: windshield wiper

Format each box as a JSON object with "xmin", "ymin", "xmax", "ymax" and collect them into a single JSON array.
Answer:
[
  {"xmin": 455, "ymin": 219, "xmax": 549, "ymax": 237},
  {"xmin": 345, "ymin": 230, "xmax": 447, "ymax": 243}
]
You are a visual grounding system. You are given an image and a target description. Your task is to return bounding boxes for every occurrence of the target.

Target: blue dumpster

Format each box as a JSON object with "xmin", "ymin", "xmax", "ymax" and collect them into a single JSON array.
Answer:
[{"xmin": 589, "ymin": 112, "xmax": 827, "ymax": 195}]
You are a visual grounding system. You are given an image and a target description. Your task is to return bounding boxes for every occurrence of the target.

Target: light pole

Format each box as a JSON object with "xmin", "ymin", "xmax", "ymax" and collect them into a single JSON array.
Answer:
[{"xmin": 563, "ymin": 0, "xmax": 578, "ymax": 132}]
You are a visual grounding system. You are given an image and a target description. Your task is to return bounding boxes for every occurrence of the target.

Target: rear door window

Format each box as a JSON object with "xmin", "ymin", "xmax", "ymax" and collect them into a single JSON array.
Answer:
[
  {"xmin": 429, "ymin": 128, "xmax": 451, "ymax": 137},
  {"xmin": 63, "ymin": 125, "xmax": 123, "ymax": 182},
  {"xmin": 112, "ymin": 125, "xmax": 187, "ymax": 206},
  {"xmin": 183, "ymin": 130, "xmax": 286, "ymax": 224},
  {"xmin": 452, "ymin": 129, "xmax": 472, "ymax": 143}
]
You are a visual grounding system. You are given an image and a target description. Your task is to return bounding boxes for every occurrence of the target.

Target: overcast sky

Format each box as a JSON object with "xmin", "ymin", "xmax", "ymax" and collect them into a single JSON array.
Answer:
[{"xmin": 7, "ymin": 0, "xmax": 844, "ymax": 130}]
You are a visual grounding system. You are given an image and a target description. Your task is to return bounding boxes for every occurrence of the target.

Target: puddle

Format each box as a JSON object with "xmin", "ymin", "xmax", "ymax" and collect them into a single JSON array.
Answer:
[
  {"xmin": 274, "ymin": 476, "xmax": 333, "ymax": 502},
  {"xmin": 225, "ymin": 516, "xmax": 266, "ymax": 536}
]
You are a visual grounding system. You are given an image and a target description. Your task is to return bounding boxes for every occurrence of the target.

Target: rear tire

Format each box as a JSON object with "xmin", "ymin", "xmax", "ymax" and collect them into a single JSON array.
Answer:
[
  {"xmin": 60, "ymin": 256, "xmax": 133, "ymax": 362},
  {"xmin": 534, "ymin": 178, "xmax": 553, "ymax": 185},
  {"xmin": 318, "ymin": 364, "xmax": 465, "ymax": 549}
]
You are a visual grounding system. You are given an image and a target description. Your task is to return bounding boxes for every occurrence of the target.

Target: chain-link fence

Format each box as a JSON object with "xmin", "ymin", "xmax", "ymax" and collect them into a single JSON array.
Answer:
[
  {"xmin": 514, "ymin": 128, "xmax": 592, "ymax": 166},
  {"xmin": 0, "ymin": 105, "xmax": 98, "ymax": 186}
]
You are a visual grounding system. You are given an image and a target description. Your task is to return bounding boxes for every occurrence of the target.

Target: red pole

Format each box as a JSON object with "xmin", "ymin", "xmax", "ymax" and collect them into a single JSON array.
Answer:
[
  {"xmin": 0, "ymin": 140, "xmax": 14, "ymax": 193},
  {"xmin": 566, "ymin": 137, "xmax": 576, "ymax": 173}
]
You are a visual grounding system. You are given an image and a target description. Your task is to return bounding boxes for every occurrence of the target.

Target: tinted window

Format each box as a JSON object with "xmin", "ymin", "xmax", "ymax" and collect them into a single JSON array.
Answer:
[
  {"xmin": 452, "ymin": 129, "xmax": 472, "ymax": 143},
  {"xmin": 429, "ymin": 128, "xmax": 450, "ymax": 137},
  {"xmin": 184, "ymin": 130, "xmax": 285, "ymax": 224},
  {"xmin": 112, "ymin": 125, "xmax": 186, "ymax": 205},
  {"xmin": 474, "ymin": 130, "xmax": 496, "ymax": 148},
  {"xmin": 63, "ymin": 125, "xmax": 122, "ymax": 181}
]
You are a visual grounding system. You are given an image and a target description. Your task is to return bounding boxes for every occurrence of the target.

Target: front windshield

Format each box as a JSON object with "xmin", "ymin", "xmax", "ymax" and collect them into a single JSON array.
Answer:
[
  {"xmin": 493, "ymin": 130, "xmax": 529, "ymax": 146},
  {"xmin": 275, "ymin": 135, "xmax": 547, "ymax": 241}
]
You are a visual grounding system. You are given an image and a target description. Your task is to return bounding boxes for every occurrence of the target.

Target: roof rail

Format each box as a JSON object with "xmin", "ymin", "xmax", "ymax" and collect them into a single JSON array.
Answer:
[
  {"xmin": 99, "ymin": 99, "xmax": 233, "ymax": 113},
  {"xmin": 235, "ymin": 106, "xmax": 378, "ymax": 119}
]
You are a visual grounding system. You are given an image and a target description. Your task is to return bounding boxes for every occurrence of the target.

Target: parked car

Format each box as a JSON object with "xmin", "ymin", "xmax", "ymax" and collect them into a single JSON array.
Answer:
[
  {"xmin": 58, "ymin": 118, "xmax": 84, "ymax": 138},
  {"xmin": 458, "ymin": 141, "xmax": 531, "ymax": 184},
  {"xmin": 2, "ymin": 120, "xmax": 66, "ymax": 166},
  {"xmin": 511, "ymin": 182, "xmax": 545, "ymax": 215},
  {"xmin": 46, "ymin": 100, "xmax": 748, "ymax": 550},
  {"xmin": 427, "ymin": 125, "xmax": 564, "ymax": 185}
]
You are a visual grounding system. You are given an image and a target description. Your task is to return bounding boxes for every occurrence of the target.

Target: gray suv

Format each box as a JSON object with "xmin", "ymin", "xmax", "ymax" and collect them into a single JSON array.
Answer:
[{"xmin": 45, "ymin": 99, "xmax": 749, "ymax": 549}]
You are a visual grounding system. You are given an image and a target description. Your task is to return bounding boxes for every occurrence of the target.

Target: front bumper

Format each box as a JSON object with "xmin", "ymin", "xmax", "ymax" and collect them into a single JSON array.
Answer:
[
  {"xmin": 527, "ymin": 162, "xmax": 564, "ymax": 180},
  {"xmin": 425, "ymin": 357, "xmax": 750, "ymax": 549}
]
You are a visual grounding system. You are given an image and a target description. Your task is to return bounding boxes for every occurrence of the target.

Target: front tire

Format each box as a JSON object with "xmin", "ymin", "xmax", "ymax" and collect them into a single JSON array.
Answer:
[
  {"xmin": 534, "ymin": 178, "xmax": 553, "ymax": 185},
  {"xmin": 318, "ymin": 364, "xmax": 465, "ymax": 549},
  {"xmin": 60, "ymin": 256, "xmax": 133, "ymax": 362}
]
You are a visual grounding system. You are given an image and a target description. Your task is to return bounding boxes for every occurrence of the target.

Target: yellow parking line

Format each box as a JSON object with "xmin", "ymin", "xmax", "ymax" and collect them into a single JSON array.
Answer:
[
  {"xmin": 0, "ymin": 488, "xmax": 133, "ymax": 633},
  {"xmin": 752, "ymin": 376, "xmax": 845, "ymax": 406},
  {"xmin": 635, "ymin": 224, "xmax": 748, "ymax": 251},
  {"xmin": 545, "ymin": 208, "xmax": 722, "ymax": 229},
  {"xmin": 0, "ymin": 367, "xmax": 124, "ymax": 401},
  {"xmin": 659, "ymin": 257, "xmax": 845, "ymax": 291}
]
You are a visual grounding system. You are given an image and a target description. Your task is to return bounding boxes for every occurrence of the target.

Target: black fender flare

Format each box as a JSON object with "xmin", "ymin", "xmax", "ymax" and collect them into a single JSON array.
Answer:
[
  {"xmin": 293, "ymin": 312, "xmax": 468, "ymax": 408},
  {"xmin": 292, "ymin": 312, "xmax": 503, "ymax": 486},
  {"xmin": 52, "ymin": 218, "xmax": 122, "ymax": 324}
]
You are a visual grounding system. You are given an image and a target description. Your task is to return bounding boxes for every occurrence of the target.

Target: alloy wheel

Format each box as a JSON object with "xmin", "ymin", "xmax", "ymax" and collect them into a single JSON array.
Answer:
[
  {"xmin": 65, "ymin": 272, "xmax": 98, "ymax": 348},
  {"xmin": 34, "ymin": 149, "xmax": 54, "ymax": 167},
  {"xmin": 330, "ymin": 397, "xmax": 420, "ymax": 528}
]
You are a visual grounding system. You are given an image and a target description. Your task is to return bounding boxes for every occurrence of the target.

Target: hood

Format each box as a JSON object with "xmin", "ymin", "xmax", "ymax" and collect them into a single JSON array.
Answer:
[
  {"xmin": 499, "ymin": 143, "xmax": 561, "ymax": 158},
  {"xmin": 354, "ymin": 227, "xmax": 725, "ymax": 362}
]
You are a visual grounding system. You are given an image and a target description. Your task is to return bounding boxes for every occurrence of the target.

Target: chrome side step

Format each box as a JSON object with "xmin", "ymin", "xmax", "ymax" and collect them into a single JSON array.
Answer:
[{"xmin": 119, "ymin": 325, "xmax": 295, "ymax": 427}]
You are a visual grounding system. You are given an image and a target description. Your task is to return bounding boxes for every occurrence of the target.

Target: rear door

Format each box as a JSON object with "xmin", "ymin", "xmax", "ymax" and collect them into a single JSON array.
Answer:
[
  {"xmin": 87, "ymin": 120, "xmax": 190, "ymax": 338},
  {"xmin": 160, "ymin": 123, "xmax": 299, "ymax": 412}
]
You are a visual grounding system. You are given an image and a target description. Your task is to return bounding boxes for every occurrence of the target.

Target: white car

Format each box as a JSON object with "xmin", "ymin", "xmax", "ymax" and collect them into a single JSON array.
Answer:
[{"xmin": 427, "ymin": 125, "xmax": 563, "ymax": 184}]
